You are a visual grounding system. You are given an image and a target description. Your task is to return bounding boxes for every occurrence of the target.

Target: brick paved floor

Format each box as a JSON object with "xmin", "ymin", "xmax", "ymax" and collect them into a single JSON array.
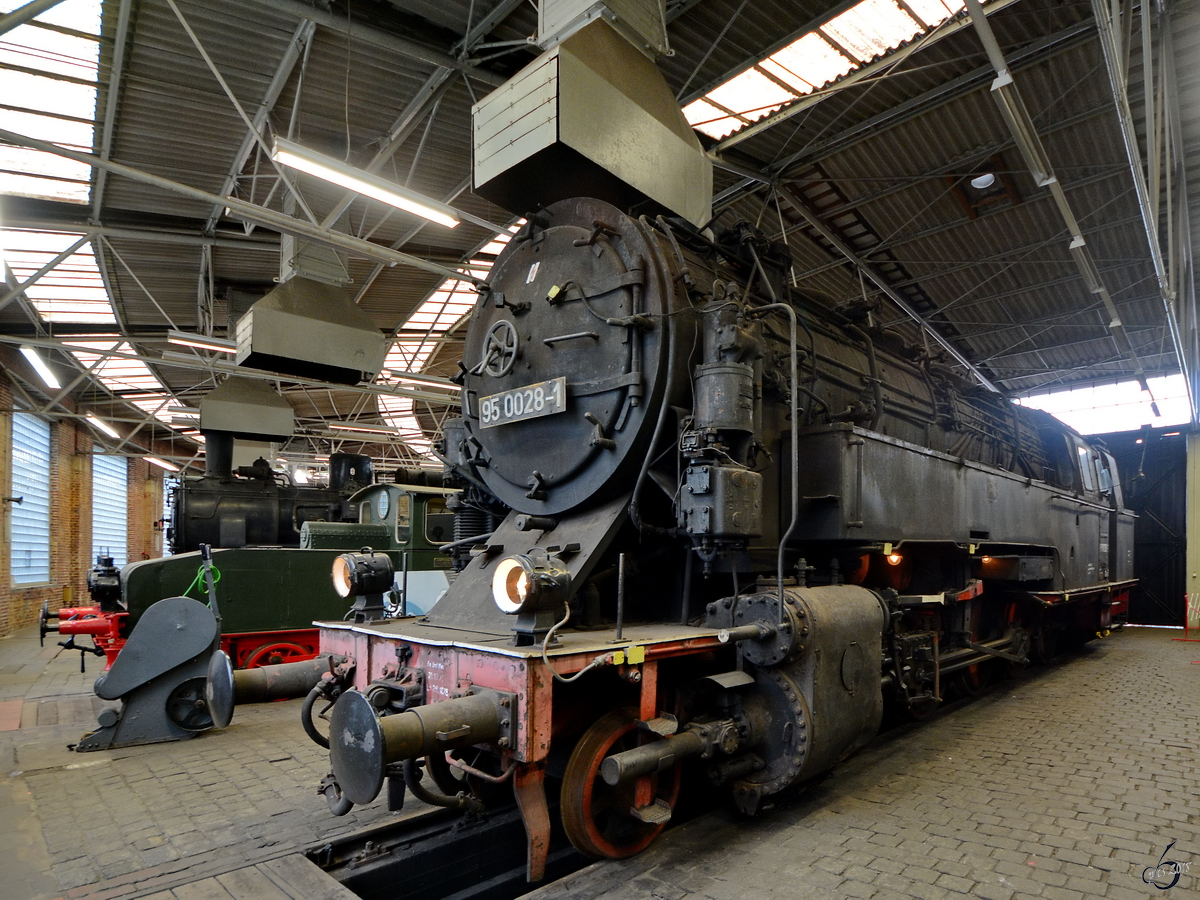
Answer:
[
  {"xmin": 0, "ymin": 625, "xmax": 432, "ymax": 900},
  {"xmin": 528, "ymin": 627, "xmax": 1200, "ymax": 900},
  {"xmin": 1, "ymin": 625, "xmax": 1197, "ymax": 900}
]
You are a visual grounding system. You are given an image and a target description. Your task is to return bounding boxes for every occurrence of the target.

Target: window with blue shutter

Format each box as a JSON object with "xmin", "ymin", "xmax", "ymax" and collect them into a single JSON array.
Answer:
[
  {"xmin": 91, "ymin": 450, "xmax": 127, "ymax": 567},
  {"xmin": 11, "ymin": 412, "xmax": 51, "ymax": 585},
  {"xmin": 161, "ymin": 475, "xmax": 177, "ymax": 556}
]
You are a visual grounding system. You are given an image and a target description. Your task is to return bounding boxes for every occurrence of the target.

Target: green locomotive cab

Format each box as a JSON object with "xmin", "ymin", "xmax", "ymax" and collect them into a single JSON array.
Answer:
[{"xmin": 108, "ymin": 482, "xmax": 456, "ymax": 668}]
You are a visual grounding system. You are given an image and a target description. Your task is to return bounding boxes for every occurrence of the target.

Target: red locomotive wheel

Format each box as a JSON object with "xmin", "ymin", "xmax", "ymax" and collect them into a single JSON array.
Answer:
[
  {"xmin": 1033, "ymin": 627, "xmax": 1059, "ymax": 664},
  {"xmin": 243, "ymin": 642, "xmax": 310, "ymax": 669},
  {"xmin": 561, "ymin": 708, "xmax": 681, "ymax": 860}
]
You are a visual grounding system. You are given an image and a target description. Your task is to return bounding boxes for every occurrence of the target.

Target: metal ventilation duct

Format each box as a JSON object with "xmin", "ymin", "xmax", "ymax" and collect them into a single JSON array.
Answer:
[
  {"xmin": 199, "ymin": 376, "xmax": 294, "ymax": 441},
  {"xmin": 538, "ymin": 0, "xmax": 669, "ymax": 56},
  {"xmin": 472, "ymin": 10, "xmax": 711, "ymax": 227},
  {"xmin": 234, "ymin": 276, "xmax": 386, "ymax": 385}
]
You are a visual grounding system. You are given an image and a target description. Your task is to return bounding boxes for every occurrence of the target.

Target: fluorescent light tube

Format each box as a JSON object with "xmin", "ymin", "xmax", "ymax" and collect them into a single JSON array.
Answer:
[
  {"xmin": 328, "ymin": 421, "xmax": 401, "ymax": 435},
  {"xmin": 85, "ymin": 414, "xmax": 121, "ymax": 438},
  {"xmin": 167, "ymin": 330, "xmax": 237, "ymax": 353},
  {"xmin": 19, "ymin": 345, "xmax": 61, "ymax": 390},
  {"xmin": 271, "ymin": 137, "xmax": 460, "ymax": 229},
  {"xmin": 144, "ymin": 456, "xmax": 180, "ymax": 472},
  {"xmin": 386, "ymin": 369, "xmax": 460, "ymax": 390}
]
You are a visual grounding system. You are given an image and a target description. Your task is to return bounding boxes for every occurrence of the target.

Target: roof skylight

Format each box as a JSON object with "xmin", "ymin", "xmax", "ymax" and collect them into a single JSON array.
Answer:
[
  {"xmin": 1018, "ymin": 374, "xmax": 1191, "ymax": 435},
  {"xmin": 63, "ymin": 337, "xmax": 179, "ymax": 426},
  {"xmin": 683, "ymin": 0, "xmax": 967, "ymax": 140},
  {"xmin": 821, "ymin": 0, "xmax": 921, "ymax": 62},
  {"xmin": 0, "ymin": 0, "xmax": 100, "ymax": 203},
  {"xmin": 1, "ymin": 229, "xmax": 115, "ymax": 323}
]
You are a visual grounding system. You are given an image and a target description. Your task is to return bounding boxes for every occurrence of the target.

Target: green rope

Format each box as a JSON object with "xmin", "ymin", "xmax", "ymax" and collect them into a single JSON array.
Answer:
[{"xmin": 182, "ymin": 562, "xmax": 221, "ymax": 603}]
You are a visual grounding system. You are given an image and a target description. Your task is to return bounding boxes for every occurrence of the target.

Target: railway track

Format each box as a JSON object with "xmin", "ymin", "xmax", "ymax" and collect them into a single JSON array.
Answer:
[{"xmin": 305, "ymin": 803, "xmax": 586, "ymax": 900}]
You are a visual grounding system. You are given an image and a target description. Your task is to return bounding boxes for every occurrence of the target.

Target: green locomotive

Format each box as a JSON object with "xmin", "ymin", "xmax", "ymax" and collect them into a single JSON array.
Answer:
[{"xmin": 45, "ymin": 481, "xmax": 457, "ymax": 670}]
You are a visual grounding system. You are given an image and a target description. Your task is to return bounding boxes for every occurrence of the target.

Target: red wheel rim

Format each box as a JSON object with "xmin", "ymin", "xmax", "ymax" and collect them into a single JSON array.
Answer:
[
  {"xmin": 561, "ymin": 708, "xmax": 681, "ymax": 860},
  {"xmin": 243, "ymin": 642, "xmax": 310, "ymax": 668}
]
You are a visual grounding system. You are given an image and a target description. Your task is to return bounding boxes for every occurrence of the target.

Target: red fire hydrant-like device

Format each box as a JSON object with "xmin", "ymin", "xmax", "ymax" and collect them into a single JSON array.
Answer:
[{"xmin": 39, "ymin": 555, "xmax": 129, "ymax": 671}]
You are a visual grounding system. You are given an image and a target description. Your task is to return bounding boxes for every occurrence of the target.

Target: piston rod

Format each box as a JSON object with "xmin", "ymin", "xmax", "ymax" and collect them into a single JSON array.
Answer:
[{"xmin": 600, "ymin": 729, "xmax": 707, "ymax": 786}]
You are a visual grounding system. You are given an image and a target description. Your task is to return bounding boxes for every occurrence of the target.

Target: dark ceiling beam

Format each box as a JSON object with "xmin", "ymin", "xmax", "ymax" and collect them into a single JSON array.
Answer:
[
  {"xmin": 708, "ymin": 18, "xmax": 1096, "ymax": 200},
  {"xmin": 706, "ymin": 0, "xmax": 1030, "ymax": 147},
  {"xmin": 777, "ymin": 183, "xmax": 999, "ymax": 391},
  {"xmin": 777, "ymin": 20, "xmax": 1095, "ymax": 174},
  {"xmin": 954, "ymin": 291, "xmax": 1164, "ymax": 342},
  {"xmin": 791, "ymin": 169, "xmax": 1137, "ymax": 287},
  {"xmin": 203, "ymin": 18, "xmax": 316, "ymax": 233},
  {"xmin": 0, "ymin": 127, "xmax": 486, "ymax": 284},
  {"xmin": 869, "ymin": 212, "xmax": 1145, "ymax": 300},
  {"xmin": 666, "ymin": 0, "xmax": 711, "ymax": 23},
  {"xmin": 318, "ymin": 0, "xmax": 524, "ymax": 233},
  {"xmin": 0, "ymin": 0, "xmax": 65, "ymax": 37},
  {"xmin": 881, "ymin": 265, "xmax": 1154, "ymax": 330},
  {"xmin": 964, "ymin": 0, "xmax": 1156, "ymax": 400},
  {"xmin": 0, "ymin": 333, "xmax": 458, "ymax": 407},
  {"xmin": 679, "ymin": 0, "xmax": 866, "ymax": 107},
  {"xmin": 90, "ymin": 0, "xmax": 132, "ymax": 221},
  {"xmin": 979, "ymin": 326, "xmax": 1162, "ymax": 364},
  {"xmin": 3, "ymin": 196, "xmax": 285, "ymax": 251},
  {"xmin": 248, "ymin": 0, "xmax": 505, "ymax": 87},
  {"xmin": 776, "ymin": 115, "xmax": 1118, "ymax": 237}
]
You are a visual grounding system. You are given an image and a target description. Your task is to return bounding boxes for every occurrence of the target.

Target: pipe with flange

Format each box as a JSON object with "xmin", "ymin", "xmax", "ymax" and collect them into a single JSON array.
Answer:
[
  {"xmin": 206, "ymin": 650, "xmax": 347, "ymax": 729},
  {"xmin": 328, "ymin": 688, "xmax": 509, "ymax": 806}
]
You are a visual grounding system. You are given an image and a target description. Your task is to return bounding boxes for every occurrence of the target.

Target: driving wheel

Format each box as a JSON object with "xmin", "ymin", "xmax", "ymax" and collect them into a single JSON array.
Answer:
[
  {"xmin": 243, "ymin": 641, "xmax": 310, "ymax": 668},
  {"xmin": 561, "ymin": 708, "xmax": 680, "ymax": 860}
]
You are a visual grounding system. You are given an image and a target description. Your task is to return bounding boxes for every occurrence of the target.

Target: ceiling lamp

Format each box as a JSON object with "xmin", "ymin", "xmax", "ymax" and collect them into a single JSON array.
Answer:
[
  {"xmin": 19, "ymin": 345, "xmax": 61, "ymax": 390},
  {"xmin": 85, "ymin": 414, "xmax": 121, "ymax": 439},
  {"xmin": 167, "ymin": 330, "xmax": 237, "ymax": 353},
  {"xmin": 271, "ymin": 137, "xmax": 460, "ymax": 229},
  {"xmin": 969, "ymin": 172, "xmax": 996, "ymax": 190},
  {"xmin": 144, "ymin": 456, "xmax": 180, "ymax": 472}
]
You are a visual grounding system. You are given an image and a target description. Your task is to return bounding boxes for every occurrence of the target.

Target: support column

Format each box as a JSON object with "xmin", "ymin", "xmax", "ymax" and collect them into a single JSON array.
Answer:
[{"xmin": 1186, "ymin": 434, "xmax": 1200, "ymax": 633}]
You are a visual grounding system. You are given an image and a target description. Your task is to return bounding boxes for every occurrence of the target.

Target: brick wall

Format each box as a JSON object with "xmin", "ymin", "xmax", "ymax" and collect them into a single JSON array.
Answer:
[
  {"xmin": 0, "ymin": 378, "xmax": 168, "ymax": 637},
  {"xmin": 0, "ymin": 379, "xmax": 87, "ymax": 633},
  {"xmin": 127, "ymin": 456, "xmax": 165, "ymax": 564}
]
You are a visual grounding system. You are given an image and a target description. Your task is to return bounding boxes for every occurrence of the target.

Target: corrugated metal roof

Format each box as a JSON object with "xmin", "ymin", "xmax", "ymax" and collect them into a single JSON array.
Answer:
[{"xmin": 0, "ymin": 0, "xmax": 1193, "ymax": 465}]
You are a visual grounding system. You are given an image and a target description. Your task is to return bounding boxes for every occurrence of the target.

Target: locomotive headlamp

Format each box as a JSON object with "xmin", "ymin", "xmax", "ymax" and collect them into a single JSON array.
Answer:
[
  {"xmin": 491, "ymin": 554, "xmax": 570, "ymax": 615},
  {"xmin": 332, "ymin": 550, "xmax": 394, "ymax": 599}
]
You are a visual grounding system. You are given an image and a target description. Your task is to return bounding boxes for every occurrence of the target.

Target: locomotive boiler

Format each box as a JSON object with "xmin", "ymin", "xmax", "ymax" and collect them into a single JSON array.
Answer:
[
  {"xmin": 167, "ymin": 430, "xmax": 373, "ymax": 553},
  {"xmin": 310, "ymin": 197, "xmax": 1134, "ymax": 878}
]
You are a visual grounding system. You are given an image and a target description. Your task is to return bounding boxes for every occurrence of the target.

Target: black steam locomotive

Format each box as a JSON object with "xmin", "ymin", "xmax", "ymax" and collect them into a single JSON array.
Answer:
[
  {"xmin": 167, "ymin": 431, "xmax": 373, "ymax": 552},
  {"xmin": 312, "ymin": 197, "xmax": 1133, "ymax": 879}
]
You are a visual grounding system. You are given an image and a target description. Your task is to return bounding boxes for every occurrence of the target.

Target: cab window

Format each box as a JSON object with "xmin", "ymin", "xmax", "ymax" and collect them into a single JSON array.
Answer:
[
  {"xmin": 394, "ymin": 494, "xmax": 411, "ymax": 543},
  {"xmin": 1075, "ymin": 443, "xmax": 1095, "ymax": 492},
  {"xmin": 425, "ymin": 497, "xmax": 454, "ymax": 544},
  {"xmin": 1037, "ymin": 428, "xmax": 1077, "ymax": 489},
  {"xmin": 1098, "ymin": 452, "xmax": 1121, "ymax": 506}
]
